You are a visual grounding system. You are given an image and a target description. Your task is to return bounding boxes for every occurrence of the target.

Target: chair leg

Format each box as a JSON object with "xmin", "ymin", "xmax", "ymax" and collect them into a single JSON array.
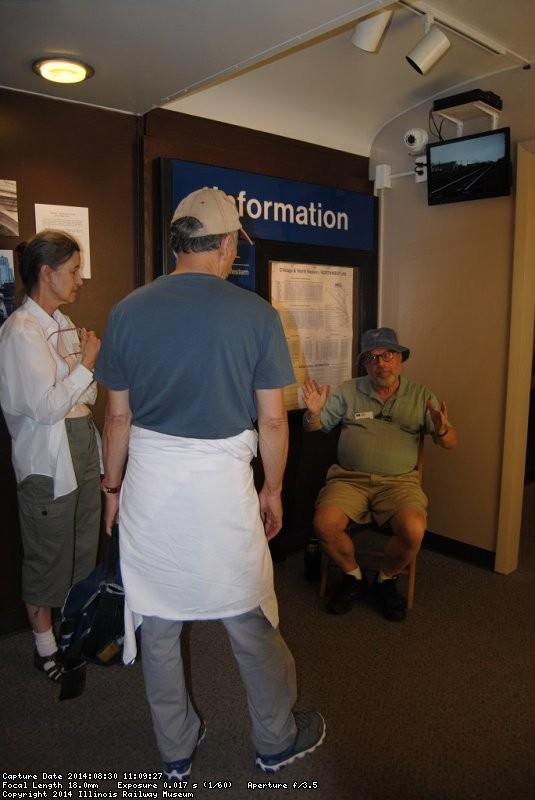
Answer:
[
  {"xmin": 319, "ymin": 552, "xmax": 330, "ymax": 598},
  {"xmin": 406, "ymin": 558, "xmax": 416, "ymax": 610}
]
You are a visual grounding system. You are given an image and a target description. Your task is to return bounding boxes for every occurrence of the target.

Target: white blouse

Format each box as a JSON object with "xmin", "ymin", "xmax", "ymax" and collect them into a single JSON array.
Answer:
[{"xmin": 0, "ymin": 297, "xmax": 97, "ymax": 498}]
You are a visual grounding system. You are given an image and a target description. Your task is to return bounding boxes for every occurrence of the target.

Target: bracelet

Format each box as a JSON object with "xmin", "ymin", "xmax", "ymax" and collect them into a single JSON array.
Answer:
[
  {"xmin": 436, "ymin": 428, "xmax": 448, "ymax": 438},
  {"xmin": 305, "ymin": 412, "xmax": 319, "ymax": 425},
  {"xmin": 100, "ymin": 479, "xmax": 122, "ymax": 494}
]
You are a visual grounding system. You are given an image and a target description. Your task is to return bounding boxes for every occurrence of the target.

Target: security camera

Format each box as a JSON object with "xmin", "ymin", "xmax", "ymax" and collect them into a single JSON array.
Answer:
[{"xmin": 403, "ymin": 128, "xmax": 429, "ymax": 155}]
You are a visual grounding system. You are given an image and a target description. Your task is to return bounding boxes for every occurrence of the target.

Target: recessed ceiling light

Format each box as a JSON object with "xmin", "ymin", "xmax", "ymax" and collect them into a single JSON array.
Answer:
[{"xmin": 32, "ymin": 58, "xmax": 94, "ymax": 84}]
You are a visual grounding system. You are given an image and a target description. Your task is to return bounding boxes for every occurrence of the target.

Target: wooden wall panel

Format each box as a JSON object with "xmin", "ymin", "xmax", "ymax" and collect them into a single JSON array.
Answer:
[{"xmin": 0, "ymin": 89, "xmax": 138, "ymax": 632}]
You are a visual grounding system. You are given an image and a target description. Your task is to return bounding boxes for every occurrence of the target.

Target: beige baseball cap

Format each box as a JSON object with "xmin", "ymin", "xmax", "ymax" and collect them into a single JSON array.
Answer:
[{"xmin": 171, "ymin": 187, "xmax": 253, "ymax": 244}]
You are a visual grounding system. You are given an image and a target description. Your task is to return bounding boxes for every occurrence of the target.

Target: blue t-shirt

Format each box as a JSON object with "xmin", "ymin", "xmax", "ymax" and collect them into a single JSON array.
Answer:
[{"xmin": 95, "ymin": 273, "xmax": 295, "ymax": 438}]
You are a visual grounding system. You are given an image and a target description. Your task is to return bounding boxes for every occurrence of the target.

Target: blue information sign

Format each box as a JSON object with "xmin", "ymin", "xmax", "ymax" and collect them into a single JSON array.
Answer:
[{"xmin": 170, "ymin": 159, "xmax": 375, "ymax": 252}]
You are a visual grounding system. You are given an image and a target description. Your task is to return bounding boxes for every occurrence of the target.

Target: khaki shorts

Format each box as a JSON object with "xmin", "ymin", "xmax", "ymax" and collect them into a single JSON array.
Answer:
[{"xmin": 315, "ymin": 465, "xmax": 428, "ymax": 528}]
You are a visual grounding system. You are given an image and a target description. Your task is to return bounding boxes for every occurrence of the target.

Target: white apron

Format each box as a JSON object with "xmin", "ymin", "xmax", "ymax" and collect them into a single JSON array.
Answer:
[{"xmin": 119, "ymin": 426, "xmax": 278, "ymax": 661}]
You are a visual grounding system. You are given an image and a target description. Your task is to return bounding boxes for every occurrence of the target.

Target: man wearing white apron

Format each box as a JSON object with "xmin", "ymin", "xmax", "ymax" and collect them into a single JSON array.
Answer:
[{"xmin": 95, "ymin": 188, "xmax": 325, "ymax": 781}]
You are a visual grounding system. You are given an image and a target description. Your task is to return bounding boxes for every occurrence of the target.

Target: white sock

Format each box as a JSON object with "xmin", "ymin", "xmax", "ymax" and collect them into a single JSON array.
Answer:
[
  {"xmin": 347, "ymin": 566, "xmax": 363, "ymax": 581},
  {"xmin": 34, "ymin": 628, "xmax": 57, "ymax": 657},
  {"xmin": 378, "ymin": 571, "xmax": 396, "ymax": 584}
]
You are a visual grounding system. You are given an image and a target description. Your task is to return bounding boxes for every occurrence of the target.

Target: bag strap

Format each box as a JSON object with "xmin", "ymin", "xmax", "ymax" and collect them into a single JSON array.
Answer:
[{"xmin": 105, "ymin": 523, "xmax": 120, "ymax": 584}]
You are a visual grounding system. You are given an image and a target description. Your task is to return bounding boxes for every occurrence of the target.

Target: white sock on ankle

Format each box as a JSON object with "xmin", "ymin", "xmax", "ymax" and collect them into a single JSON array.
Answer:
[
  {"xmin": 347, "ymin": 566, "xmax": 363, "ymax": 581},
  {"xmin": 378, "ymin": 571, "xmax": 396, "ymax": 583},
  {"xmin": 34, "ymin": 628, "xmax": 57, "ymax": 657}
]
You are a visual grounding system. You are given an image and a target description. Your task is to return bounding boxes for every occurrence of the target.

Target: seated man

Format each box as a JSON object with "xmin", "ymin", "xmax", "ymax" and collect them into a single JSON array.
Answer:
[{"xmin": 302, "ymin": 327, "xmax": 457, "ymax": 622}]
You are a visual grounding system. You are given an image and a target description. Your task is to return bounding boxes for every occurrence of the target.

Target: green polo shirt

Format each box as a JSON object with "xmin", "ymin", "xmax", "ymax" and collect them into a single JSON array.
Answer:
[{"xmin": 319, "ymin": 375, "xmax": 440, "ymax": 475}]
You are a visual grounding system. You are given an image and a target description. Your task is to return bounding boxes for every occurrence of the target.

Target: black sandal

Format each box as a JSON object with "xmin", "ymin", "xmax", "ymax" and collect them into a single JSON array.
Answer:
[{"xmin": 33, "ymin": 650, "xmax": 62, "ymax": 683}]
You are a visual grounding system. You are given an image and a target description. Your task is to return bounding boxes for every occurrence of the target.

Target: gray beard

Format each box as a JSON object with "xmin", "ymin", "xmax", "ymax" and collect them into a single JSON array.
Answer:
[{"xmin": 374, "ymin": 372, "xmax": 398, "ymax": 389}]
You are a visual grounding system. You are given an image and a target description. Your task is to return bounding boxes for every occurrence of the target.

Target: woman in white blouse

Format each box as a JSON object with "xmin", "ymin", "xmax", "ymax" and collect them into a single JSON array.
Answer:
[{"xmin": 0, "ymin": 230, "xmax": 101, "ymax": 682}]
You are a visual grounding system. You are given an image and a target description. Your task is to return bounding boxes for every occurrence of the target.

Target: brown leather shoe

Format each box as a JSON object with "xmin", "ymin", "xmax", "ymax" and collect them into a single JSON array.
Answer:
[{"xmin": 33, "ymin": 649, "xmax": 62, "ymax": 682}]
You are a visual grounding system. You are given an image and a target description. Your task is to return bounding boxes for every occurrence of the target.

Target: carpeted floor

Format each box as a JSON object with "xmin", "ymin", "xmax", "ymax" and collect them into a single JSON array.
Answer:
[{"xmin": 1, "ymin": 484, "xmax": 534, "ymax": 800}]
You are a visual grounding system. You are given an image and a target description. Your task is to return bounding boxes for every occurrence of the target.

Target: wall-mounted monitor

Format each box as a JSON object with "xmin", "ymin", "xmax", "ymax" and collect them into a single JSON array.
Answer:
[{"xmin": 426, "ymin": 126, "xmax": 512, "ymax": 206}]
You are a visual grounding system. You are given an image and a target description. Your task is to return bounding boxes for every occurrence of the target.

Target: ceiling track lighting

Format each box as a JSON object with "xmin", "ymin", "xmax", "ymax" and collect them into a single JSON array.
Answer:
[
  {"xmin": 397, "ymin": 1, "xmax": 508, "ymax": 57},
  {"xmin": 32, "ymin": 58, "xmax": 94, "ymax": 84},
  {"xmin": 406, "ymin": 14, "xmax": 451, "ymax": 75},
  {"xmin": 351, "ymin": 9, "xmax": 393, "ymax": 53},
  {"xmin": 350, "ymin": 1, "xmax": 529, "ymax": 74}
]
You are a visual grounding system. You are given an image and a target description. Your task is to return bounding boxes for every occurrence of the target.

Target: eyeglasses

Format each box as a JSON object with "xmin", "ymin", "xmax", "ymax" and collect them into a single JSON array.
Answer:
[
  {"xmin": 362, "ymin": 349, "xmax": 397, "ymax": 366},
  {"xmin": 46, "ymin": 326, "xmax": 81, "ymax": 358}
]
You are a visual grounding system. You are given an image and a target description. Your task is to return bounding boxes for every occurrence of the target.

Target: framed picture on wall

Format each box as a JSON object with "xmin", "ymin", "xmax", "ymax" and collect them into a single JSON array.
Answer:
[
  {"xmin": 270, "ymin": 260, "xmax": 355, "ymax": 412},
  {"xmin": 255, "ymin": 239, "xmax": 377, "ymax": 412},
  {"xmin": 0, "ymin": 249, "xmax": 16, "ymax": 326}
]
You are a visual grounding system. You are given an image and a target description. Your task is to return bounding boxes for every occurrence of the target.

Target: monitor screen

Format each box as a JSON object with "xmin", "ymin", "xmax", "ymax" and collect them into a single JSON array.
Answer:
[{"xmin": 426, "ymin": 127, "xmax": 512, "ymax": 206}]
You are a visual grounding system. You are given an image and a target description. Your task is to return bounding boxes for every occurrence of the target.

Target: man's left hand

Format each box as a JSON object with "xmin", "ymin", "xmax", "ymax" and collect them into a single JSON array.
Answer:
[{"xmin": 427, "ymin": 398, "xmax": 448, "ymax": 435}]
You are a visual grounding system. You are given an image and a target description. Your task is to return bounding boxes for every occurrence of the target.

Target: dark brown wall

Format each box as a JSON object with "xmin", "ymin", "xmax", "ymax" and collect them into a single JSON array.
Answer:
[
  {"xmin": 0, "ymin": 89, "xmax": 138, "ymax": 632},
  {"xmin": 0, "ymin": 89, "xmax": 139, "ymax": 418},
  {"xmin": 141, "ymin": 109, "xmax": 372, "ymax": 281}
]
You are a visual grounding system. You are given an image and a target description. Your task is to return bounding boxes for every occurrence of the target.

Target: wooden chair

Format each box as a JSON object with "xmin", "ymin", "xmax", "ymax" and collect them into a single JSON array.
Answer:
[{"xmin": 318, "ymin": 433, "xmax": 424, "ymax": 610}]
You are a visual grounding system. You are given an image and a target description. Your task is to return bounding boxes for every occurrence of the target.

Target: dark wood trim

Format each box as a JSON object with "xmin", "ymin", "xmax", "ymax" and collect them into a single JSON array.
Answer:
[
  {"xmin": 143, "ymin": 109, "xmax": 370, "ymax": 186},
  {"xmin": 0, "ymin": 608, "xmax": 28, "ymax": 638},
  {"xmin": 141, "ymin": 109, "xmax": 373, "ymax": 284},
  {"xmin": 423, "ymin": 530, "xmax": 495, "ymax": 570}
]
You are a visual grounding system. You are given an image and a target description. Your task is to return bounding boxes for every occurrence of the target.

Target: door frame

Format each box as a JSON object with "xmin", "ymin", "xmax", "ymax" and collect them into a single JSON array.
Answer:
[{"xmin": 495, "ymin": 140, "xmax": 535, "ymax": 573}]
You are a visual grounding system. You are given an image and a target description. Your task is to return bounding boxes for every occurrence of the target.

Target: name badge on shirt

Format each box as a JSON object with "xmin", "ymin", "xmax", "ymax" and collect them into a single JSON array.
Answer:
[{"xmin": 354, "ymin": 411, "xmax": 374, "ymax": 420}]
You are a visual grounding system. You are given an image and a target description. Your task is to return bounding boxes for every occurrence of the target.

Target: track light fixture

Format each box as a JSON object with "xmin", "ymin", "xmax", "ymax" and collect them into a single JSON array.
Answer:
[
  {"xmin": 352, "ymin": 3, "xmax": 515, "ymax": 76},
  {"xmin": 351, "ymin": 9, "xmax": 393, "ymax": 53},
  {"xmin": 32, "ymin": 58, "xmax": 94, "ymax": 84},
  {"xmin": 405, "ymin": 15, "xmax": 451, "ymax": 74}
]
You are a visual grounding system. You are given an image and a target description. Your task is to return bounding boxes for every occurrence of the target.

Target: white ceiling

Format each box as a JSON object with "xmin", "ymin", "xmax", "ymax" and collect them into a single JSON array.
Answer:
[{"xmin": 1, "ymin": 0, "xmax": 533, "ymax": 156}]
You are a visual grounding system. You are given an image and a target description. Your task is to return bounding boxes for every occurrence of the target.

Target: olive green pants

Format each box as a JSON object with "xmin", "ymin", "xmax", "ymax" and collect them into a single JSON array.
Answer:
[{"xmin": 17, "ymin": 416, "xmax": 101, "ymax": 608}]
